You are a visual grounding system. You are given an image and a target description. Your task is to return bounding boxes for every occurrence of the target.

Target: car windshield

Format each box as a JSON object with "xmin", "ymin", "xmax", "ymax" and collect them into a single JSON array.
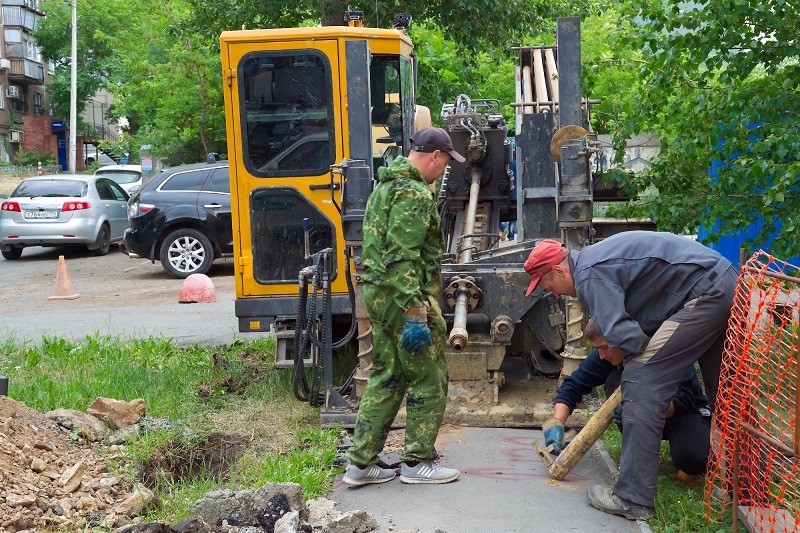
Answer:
[
  {"xmin": 12, "ymin": 179, "xmax": 87, "ymax": 198},
  {"xmin": 96, "ymin": 170, "xmax": 141, "ymax": 184}
]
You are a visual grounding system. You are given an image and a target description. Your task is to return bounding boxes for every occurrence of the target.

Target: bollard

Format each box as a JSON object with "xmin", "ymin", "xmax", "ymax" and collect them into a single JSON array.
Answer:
[
  {"xmin": 0, "ymin": 374, "xmax": 8, "ymax": 396},
  {"xmin": 38, "ymin": 161, "xmax": 42, "ymax": 175}
]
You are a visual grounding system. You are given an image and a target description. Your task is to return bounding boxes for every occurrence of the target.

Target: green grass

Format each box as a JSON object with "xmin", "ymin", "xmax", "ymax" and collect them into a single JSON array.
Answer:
[
  {"xmin": 0, "ymin": 333, "xmax": 345, "ymax": 524},
  {"xmin": 601, "ymin": 425, "xmax": 740, "ymax": 533}
]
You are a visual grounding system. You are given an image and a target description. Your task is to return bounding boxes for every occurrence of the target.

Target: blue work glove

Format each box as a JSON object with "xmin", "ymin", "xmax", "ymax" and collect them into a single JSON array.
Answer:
[
  {"xmin": 542, "ymin": 417, "xmax": 566, "ymax": 455},
  {"xmin": 400, "ymin": 308, "xmax": 432, "ymax": 355}
]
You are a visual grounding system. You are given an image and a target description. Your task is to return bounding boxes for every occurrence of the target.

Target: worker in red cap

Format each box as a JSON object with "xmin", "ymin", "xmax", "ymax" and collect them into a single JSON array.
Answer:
[{"xmin": 523, "ymin": 232, "xmax": 736, "ymax": 520}]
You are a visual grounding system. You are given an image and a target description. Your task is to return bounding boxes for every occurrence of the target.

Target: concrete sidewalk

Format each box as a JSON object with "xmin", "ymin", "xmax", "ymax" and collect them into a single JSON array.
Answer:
[{"xmin": 332, "ymin": 426, "xmax": 649, "ymax": 533}]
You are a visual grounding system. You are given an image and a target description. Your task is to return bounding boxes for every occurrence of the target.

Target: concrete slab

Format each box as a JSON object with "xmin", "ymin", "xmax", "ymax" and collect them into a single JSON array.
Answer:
[{"xmin": 332, "ymin": 426, "xmax": 644, "ymax": 533}]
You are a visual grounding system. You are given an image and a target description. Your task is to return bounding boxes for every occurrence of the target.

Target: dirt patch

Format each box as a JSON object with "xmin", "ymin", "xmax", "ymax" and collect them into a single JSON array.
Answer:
[
  {"xmin": 139, "ymin": 432, "xmax": 250, "ymax": 489},
  {"xmin": 0, "ymin": 394, "xmax": 260, "ymax": 532}
]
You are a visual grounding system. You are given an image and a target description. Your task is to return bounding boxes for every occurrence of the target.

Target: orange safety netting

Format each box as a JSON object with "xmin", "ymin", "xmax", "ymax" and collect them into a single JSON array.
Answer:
[{"xmin": 705, "ymin": 251, "xmax": 800, "ymax": 533}]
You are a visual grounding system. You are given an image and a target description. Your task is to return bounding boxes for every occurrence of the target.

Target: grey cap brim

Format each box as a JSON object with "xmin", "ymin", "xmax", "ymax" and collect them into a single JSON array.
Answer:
[{"xmin": 448, "ymin": 150, "xmax": 466, "ymax": 163}]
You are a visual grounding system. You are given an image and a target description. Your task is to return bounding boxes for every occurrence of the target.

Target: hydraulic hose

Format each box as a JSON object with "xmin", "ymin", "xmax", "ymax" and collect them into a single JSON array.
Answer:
[{"xmin": 291, "ymin": 248, "xmax": 359, "ymax": 407}]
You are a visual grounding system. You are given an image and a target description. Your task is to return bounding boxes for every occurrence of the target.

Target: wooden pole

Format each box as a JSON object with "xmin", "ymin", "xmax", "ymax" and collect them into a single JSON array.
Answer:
[{"xmin": 548, "ymin": 387, "xmax": 622, "ymax": 481}]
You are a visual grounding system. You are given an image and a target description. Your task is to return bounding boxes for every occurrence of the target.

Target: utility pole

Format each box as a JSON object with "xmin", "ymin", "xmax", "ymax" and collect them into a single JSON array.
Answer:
[{"xmin": 68, "ymin": 0, "xmax": 77, "ymax": 173}]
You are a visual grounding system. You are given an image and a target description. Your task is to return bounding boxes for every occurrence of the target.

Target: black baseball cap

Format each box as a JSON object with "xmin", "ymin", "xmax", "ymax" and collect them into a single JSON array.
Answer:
[{"xmin": 410, "ymin": 127, "xmax": 465, "ymax": 163}]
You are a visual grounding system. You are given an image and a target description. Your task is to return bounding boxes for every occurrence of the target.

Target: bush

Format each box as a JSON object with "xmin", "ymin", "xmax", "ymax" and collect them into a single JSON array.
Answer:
[{"xmin": 14, "ymin": 148, "xmax": 58, "ymax": 167}]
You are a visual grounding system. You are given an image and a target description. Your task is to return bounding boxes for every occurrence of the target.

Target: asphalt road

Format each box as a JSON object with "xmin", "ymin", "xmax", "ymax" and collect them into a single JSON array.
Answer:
[{"xmin": 0, "ymin": 245, "xmax": 257, "ymax": 345}]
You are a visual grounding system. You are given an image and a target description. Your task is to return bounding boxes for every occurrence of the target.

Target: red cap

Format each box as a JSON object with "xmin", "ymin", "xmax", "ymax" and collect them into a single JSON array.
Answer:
[{"xmin": 524, "ymin": 239, "xmax": 567, "ymax": 296}]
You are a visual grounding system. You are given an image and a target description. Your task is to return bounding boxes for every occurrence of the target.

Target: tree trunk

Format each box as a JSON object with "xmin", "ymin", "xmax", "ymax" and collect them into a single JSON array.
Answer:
[{"xmin": 319, "ymin": 0, "xmax": 349, "ymax": 26}]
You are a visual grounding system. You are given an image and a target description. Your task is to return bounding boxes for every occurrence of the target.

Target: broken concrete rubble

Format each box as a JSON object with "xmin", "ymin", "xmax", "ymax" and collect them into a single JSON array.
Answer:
[
  {"xmin": 0, "ymin": 395, "xmax": 378, "ymax": 533},
  {"xmin": 0, "ymin": 396, "xmax": 162, "ymax": 532},
  {"xmin": 88, "ymin": 397, "xmax": 147, "ymax": 430}
]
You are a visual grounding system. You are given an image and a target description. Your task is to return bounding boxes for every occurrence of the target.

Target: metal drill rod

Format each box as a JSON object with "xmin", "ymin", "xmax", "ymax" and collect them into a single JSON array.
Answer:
[
  {"xmin": 449, "ymin": 289, "xmax": 470, "ymax": 351},
  {"xmin": 458, "ymin": 167, "xmax": 483, "ymax": 264}
]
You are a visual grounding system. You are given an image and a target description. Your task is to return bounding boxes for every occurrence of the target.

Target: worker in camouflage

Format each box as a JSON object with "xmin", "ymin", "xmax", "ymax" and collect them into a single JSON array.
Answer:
[{"xmin": 343, "ymin": 127, "xmax": 466, "ymax": 486}]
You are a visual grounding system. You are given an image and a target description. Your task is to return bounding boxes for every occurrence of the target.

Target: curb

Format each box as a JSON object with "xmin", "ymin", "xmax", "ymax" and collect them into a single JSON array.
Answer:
[{"xmin": 594, "ymin": 440, "xmax": 655, "ymax": 533}]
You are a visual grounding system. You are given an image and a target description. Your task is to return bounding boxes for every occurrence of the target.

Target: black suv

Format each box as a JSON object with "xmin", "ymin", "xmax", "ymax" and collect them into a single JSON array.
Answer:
[{"xmin": 123, "ymin": 160, "xmax": 232, "ymax": 278}]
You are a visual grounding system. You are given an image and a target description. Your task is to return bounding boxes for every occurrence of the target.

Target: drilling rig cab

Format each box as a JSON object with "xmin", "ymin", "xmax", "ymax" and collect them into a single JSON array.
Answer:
[{"xmin": 220, "ymin": 23, "xmax": 418, "ymax": 340}]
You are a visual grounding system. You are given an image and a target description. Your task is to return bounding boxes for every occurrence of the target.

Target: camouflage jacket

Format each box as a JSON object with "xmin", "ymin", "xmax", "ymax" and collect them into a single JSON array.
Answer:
[{"xmin": 362, "ymin": 156, "xmax": 443, "ymax": 311}]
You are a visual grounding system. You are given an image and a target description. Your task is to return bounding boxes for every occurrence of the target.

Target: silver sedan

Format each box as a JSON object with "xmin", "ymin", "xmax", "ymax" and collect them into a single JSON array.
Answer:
[{"xmin": 0, "ymin": 175, "xmax": 129, "ymax": 259}]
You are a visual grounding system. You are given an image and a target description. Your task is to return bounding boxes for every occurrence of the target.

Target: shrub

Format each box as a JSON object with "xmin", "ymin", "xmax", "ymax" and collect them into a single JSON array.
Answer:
[{"xmin": 14, "ymin": 148, "xmax": 58, "ymax": 167}]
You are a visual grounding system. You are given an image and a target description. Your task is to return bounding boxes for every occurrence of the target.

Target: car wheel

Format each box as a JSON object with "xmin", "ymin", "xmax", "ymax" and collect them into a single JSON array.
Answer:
[
  {"xmin": 90, "ymin": 224, "xmax": 111, "ymax": 256},
  {"xmin": 160, "ymin": 228, "xmax": 214, "ymax": 278},
  {"xmin": 1, "ymin": 247, "xmax": 22, "ymax": 260}
]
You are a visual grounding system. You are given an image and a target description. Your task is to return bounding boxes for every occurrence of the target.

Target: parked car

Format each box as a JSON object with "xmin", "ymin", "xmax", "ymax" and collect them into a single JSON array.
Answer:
[
  {"xmin": 0, "ymin": 175, "xmax": 130, "ymax": 259},
  {"xmin": 95, "ymin": 164, "xmax": 144, "ymax": 195},
  {"xmin": 123, "ymin": 160, "xmax": 232, "ymax": 278}
]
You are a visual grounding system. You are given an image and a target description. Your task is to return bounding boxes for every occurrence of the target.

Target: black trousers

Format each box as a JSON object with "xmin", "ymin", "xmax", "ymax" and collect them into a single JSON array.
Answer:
[
  {"xmin": 606, "ymin": 374, "xmax": 711, "ymax": 476},
  {"xmin": 662, "ymin": 412, "xmax": 711, "ymax": 475}
]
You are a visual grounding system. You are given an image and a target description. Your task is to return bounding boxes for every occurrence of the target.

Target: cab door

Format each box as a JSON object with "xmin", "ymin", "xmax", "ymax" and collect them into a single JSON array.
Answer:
[{"xmin": 223, "ymin": 40, "xmax": 343, "ymax": 298}]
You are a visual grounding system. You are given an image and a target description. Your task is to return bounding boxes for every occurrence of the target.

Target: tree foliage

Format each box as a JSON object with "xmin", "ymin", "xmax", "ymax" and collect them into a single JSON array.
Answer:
[
  {"xmin": 33, "ymin": 0, "xmax": 137, "ymax": 128},
  {"xmin": 101, "ymin": 0, "xmax": 227, "ymax": 164},
  {"xmin": 616, "ymin": 0, "xmax": 800, "ymax": 257},
  {"xmin": 33, "ymin": 0, "xmax": 632, "ymax": 167},
  {"xmin": 580, "ymin": 5, "xmax": 643, "ymax": 134}
]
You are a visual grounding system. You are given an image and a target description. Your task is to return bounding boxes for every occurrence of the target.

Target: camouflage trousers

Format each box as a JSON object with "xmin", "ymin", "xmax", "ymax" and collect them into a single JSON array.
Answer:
[{"xmin": 346, "ymin": 286, "xmax": 448, "ymax": 466}]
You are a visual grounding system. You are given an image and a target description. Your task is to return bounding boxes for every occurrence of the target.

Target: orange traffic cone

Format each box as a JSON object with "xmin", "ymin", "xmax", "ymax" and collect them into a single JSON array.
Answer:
[{"xmin": 49, "ymin": 255, "xmax": 79, "ymax": 300}]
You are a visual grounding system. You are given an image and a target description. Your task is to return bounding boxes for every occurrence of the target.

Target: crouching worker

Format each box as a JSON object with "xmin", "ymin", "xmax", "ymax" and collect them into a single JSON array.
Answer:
[{"xmin": 544, "ymin": 320, "xmax": 712, "ymax": 493}]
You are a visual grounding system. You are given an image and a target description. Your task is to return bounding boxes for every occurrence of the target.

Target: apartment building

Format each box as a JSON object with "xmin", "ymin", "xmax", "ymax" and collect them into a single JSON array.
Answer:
[{"xmin": 0, "ymin": 0, "xmax": 55, "ymax": 164}]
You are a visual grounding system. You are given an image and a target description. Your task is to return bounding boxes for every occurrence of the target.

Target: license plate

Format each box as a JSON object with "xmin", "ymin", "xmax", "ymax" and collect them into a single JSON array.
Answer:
[{"xmin": 24, "ymin": 210, "xmax": 59, "ymax": 219}]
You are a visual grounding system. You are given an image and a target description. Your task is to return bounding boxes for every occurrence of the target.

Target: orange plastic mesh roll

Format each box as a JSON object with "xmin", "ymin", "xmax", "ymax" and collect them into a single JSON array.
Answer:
[{"xmin": 705, "ymin": 251, "xmax": 800, "ymax": 532}]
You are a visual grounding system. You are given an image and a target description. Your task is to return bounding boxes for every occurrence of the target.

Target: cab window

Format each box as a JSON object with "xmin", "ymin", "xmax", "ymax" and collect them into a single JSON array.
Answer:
[
  {"xmin": 250, "ymin": 187, "xmax": 335, "ymax": 284},
  {"xmin": 370, "ymin": 55, "xmax": 414, "ymax": 170},
  {"xmin": 240, "ymin": 51, "xmax": 334, "ymax": 176}
]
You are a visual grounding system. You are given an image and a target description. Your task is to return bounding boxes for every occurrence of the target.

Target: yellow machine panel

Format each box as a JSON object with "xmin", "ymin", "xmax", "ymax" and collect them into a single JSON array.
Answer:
[{"xmin": 220, "ymin": 26, "xmax": 417, "ymax": 333}]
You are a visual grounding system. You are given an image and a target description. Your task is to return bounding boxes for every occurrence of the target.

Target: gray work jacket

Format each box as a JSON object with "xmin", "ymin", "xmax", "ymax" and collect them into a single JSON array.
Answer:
[{"xmin": 570, "ymin": 231, "xmax": 731, "ymax": 356}]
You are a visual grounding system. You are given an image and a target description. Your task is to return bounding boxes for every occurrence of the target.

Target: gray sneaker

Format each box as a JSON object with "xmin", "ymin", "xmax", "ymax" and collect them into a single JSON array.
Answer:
[
  {"xmin": 587, "ymin": 484, "xmax": 655, "ymax": 521},
  {"xmin": 399, "ymin": 461, "xmax": 460, "ymax": 484},
  {"xmin": 342, "ymin": 463, "xmax": 396, "ymax": 486}
]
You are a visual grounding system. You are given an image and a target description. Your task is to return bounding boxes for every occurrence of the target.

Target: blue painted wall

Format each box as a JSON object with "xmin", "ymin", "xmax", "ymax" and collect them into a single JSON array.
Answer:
[{"xmin": 698, "ymin": 222, "xmax": 800, "ymax": 268}]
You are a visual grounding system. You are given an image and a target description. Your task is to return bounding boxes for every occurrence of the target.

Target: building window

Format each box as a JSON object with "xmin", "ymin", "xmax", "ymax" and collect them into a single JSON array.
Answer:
[
  {"xmin": 33, "ymin": 92, "xmax": 43, "ymax": 116},
  {"xmin": 24, "ymin": 39, "xmax": 40, "ymax": 61},
  {"xmin": 4, "ymin": 29, "xmax": 21, "ymax": 44}
]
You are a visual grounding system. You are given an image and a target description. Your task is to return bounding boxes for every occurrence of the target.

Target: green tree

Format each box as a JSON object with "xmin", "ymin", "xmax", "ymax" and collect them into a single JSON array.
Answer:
[
  {"xmin": 182, "ymin": 0, "xmax": 609, "ymax": 53},
  {"xmin": 580, "ymin": 6, "xmax": 643, "ymax": 134},
  {"xmin": 409, "ymin": 23, "xmax": 517, "ymax": 129},
  {"xmin": 34, "ymin": 0, "xmax": 633, "ymax": 166},
  {"xmin": 33, "ymin": 0, "xmax": 138, "ymax": 131},
  {"xmin": 102, "ymin": 0, "xmax": 226, "ymax": 164},
  {"xmin": 616, "ymin": 0, "xmax": 800, "ymax": 256}
]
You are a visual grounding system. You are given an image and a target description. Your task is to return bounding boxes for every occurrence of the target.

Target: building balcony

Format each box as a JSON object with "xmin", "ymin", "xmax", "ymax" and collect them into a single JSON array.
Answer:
[
  {"xmin": 7, "ymin": 58, "xmax": 44, "ymax": 84},
  {"xmin": 2, "ymin": 1, "xmax": 45, "ymax": 29}
]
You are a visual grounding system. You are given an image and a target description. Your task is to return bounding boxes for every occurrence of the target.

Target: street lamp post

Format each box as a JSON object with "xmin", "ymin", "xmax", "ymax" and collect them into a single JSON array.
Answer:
[{"xmin": 68, "ymin": 0, "xmax": 77, "ymax": 173}]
